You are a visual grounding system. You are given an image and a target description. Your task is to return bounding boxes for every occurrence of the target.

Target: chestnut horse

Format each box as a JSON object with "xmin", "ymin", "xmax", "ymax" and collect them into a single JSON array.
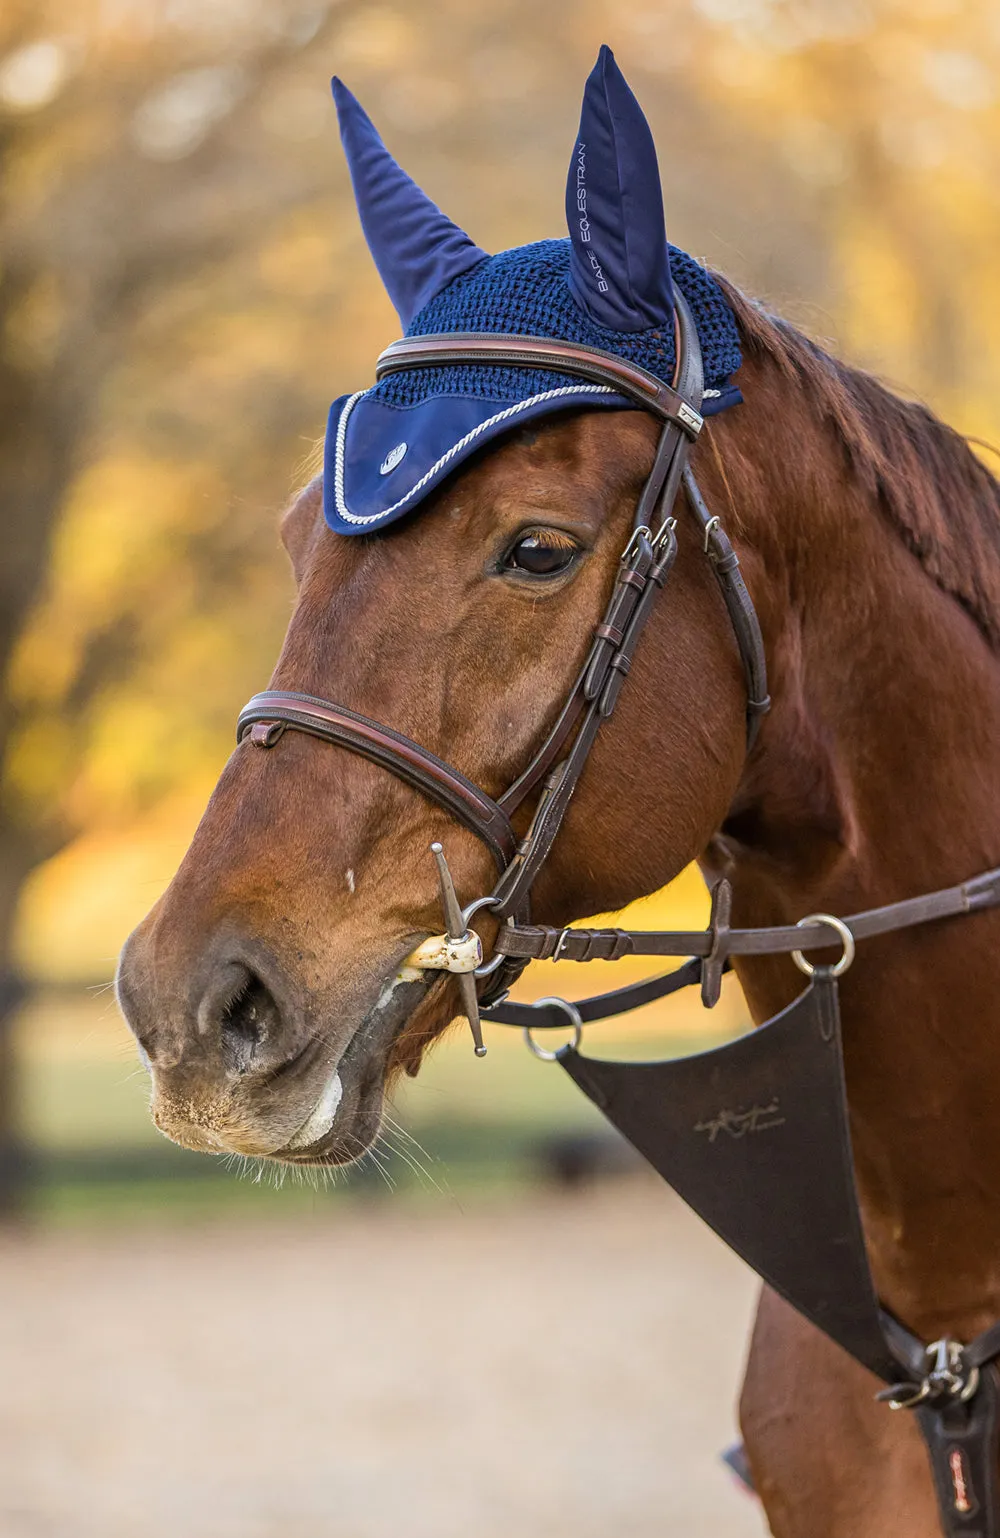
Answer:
[
  {"xmin": 117, "ymin": 274, "xmax": 1000, "ymax": 1533},
  {"xmin": 115, "ymin": 58, "xmax": 1000, "ymax": 1538}
]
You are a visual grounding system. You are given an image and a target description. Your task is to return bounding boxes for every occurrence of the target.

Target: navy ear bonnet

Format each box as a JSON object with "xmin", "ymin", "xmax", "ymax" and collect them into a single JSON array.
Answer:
[{"xmin": 325, "ymin": 49, "xmax": 742, "ymax": 536}]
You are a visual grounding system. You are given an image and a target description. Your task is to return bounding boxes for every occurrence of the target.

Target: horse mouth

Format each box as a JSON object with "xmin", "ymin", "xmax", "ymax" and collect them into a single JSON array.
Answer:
[
  {"xmin": 282, "ymin": 1063, "xmax": 345, "ymax": 1151},
  {"xmin": 269, "ymin": 958, "xmax": 436, "ymax": 1166}
]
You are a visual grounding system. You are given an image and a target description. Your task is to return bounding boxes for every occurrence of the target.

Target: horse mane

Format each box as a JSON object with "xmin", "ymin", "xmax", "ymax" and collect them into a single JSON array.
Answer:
[{"xmin": 717, "ymin": 276, "xmax": 1000, "ymax": 652}]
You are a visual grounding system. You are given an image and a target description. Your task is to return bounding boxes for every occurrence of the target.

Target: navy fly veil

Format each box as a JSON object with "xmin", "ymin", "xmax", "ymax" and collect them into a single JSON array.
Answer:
[{"xmin": 325, "ymin": 47, "xmax": 742, "ymax": 536}]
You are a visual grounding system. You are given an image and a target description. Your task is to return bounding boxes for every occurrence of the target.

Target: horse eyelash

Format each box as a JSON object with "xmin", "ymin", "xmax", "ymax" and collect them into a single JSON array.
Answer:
[{"xmin": 515, "ymin": 526, "xmax": 580, "ymax": 550}]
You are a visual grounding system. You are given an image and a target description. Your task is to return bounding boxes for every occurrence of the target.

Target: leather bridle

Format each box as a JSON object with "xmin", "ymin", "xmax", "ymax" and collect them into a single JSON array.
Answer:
[{"xmin": 237, "ymin": 291, "xmax": 771, "ymax": 1025}]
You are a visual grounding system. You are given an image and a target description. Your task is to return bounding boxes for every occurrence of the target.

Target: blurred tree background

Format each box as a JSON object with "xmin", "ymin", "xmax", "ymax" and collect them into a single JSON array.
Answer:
[{"xmin": 1, "ymin": 0, "xmax": 998, "ymax": 1217}]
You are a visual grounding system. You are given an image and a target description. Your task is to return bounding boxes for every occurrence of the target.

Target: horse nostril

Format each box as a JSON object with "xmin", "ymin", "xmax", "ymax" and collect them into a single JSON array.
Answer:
[{"xmin": 218, "ymin": 967, "xmax": 281, "ymax": 1073}]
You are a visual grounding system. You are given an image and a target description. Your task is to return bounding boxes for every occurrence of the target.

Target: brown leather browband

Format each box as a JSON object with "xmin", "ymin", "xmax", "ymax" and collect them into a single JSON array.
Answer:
[{"xmin": 376, "ymin": 332, "xmax": 705, "ymax": 436}]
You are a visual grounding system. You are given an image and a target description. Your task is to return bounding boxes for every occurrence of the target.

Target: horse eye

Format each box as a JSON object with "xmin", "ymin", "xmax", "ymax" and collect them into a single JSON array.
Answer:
[{"xmin": 503, "ymin": 532, "xmax": 579, "ymax": 577}]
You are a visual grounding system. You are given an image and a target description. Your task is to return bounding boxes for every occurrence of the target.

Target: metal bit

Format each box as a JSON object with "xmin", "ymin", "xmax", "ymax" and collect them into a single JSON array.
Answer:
[{"xmin": 431, "ymin": 842, "xmax": 487, "ymax": 1057}]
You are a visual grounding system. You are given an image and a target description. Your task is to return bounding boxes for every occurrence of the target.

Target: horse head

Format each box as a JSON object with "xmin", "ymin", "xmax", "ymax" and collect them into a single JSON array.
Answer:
[{"xmin": 116, "ymin": 49, "xmax": 758, "ymax": 1163}]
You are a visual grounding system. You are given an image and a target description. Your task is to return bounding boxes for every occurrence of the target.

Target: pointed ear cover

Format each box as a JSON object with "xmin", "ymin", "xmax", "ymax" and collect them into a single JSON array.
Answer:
[
  {"xmin": 565, "ymin": 47, "xmax": 673, "ymax": 332},
  {"xmin": 332, "ymin": 77, "xmax": 488, "ymax": 329}
]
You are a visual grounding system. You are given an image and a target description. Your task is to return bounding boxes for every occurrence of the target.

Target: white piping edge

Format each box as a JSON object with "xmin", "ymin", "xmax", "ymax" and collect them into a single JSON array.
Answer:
[{"xmin": 332, "ymin": 384, "xmax": 616, "ymax": 527}]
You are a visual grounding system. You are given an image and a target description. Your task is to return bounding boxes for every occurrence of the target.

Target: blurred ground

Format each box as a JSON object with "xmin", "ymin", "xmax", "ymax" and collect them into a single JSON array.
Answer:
[{"xmin": 0, "ymin": 1179, "xmax": 763, "ymax": 1538}]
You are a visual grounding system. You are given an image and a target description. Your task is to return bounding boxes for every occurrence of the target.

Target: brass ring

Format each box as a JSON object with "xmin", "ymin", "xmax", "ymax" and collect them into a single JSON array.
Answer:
[
  {"xmin": 791, "ymin": 914, "xmax": 856, "ymax": 978},
  {"xmin": 522, "ymin": 998, "xmax": 583, "ymax": 1061}
]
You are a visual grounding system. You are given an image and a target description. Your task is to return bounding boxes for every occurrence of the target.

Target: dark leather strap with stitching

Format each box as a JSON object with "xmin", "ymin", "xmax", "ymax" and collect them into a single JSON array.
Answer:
[
  {"xmin": 376, "ymin": 331, "xmax": 704, "ymax": 434},
  {"xmin": 485, "ymin": 292, "xmax": 707, "ymax": 919},
  {"xmin": 236, "ymin": 691, "xmax": 517, "ymax": 872},
  {"xmin": 493, "ymin": 864, "xmax": 1000, "ymax": 964},
  {"xmin": 683, "ymin": 467, "xmax": 771, "ymax": 747}
]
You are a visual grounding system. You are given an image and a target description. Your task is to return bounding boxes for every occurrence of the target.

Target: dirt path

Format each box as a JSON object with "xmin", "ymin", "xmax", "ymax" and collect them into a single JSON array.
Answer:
[{"xmin": 0, "ymin": 1180, "xmax": 764, "ymax": 1537}]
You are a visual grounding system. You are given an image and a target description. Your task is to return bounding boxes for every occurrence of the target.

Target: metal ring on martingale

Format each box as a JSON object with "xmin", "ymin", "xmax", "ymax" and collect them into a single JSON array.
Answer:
[
  {"xmin": 791, "ymin": 913, "xmax": 856, "ymax": 978},
  {"xmin": 522, "ymin": 998, "xmax": 584, "ymax": 1061},
  {"xmin": 462, "ymin": 895, "xmax": 513, "ymax": 979}
]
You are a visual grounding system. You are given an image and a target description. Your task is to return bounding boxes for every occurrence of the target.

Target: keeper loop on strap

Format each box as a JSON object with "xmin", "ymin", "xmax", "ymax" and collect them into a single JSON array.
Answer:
[
  {"xmin": 249, "ymin": 720, "xmax": 286, "ymax": 748},
  {"xmin": 701, "ymin": 878, "xmax": 732, "ymax": 1008}
]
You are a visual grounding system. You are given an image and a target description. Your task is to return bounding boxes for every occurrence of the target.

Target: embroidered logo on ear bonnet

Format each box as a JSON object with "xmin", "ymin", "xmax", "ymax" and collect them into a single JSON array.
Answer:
[{"xmin": 324, "ymin": 47, "xmax": 742, "ymax": 536}]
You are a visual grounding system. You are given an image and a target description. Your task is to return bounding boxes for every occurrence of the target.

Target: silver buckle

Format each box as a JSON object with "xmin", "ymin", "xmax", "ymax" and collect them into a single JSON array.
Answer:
[{"xmin": 621, "ymin": 525, "xmax": 652, "ymax": 565}]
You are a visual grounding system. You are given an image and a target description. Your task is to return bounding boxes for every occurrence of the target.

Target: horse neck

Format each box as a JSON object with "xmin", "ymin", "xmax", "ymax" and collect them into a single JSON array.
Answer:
[{"xmin": 714, "ymin": 351, "xmax": 1000, "ymax": 1338}]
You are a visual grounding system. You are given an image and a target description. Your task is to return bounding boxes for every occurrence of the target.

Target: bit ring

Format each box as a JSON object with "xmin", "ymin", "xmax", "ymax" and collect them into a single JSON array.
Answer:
[
  {"xmin": 522, "ymin": 998, "xmax": 583, "ymax": 1060},
  {"xmin": 792, "ymin": 914, "xmax": 856, "ymax": 978},
  {"xmin": 461, "ymin": 896, "xmax": 513, "ymax": 978}
]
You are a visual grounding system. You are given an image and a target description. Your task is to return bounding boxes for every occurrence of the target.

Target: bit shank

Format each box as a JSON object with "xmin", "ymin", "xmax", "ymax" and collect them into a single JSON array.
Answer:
[{"xmin": 431, "ymin": 842, "xmax": 487, "ymax": 1057}]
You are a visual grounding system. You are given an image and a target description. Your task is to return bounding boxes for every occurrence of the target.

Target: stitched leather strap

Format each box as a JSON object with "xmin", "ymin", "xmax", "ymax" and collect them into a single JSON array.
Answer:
[
  {"xmin": 497, "ymin": 416, "xmax": 689, "ymax": 818},
  {"xmin": 883, "ymin": 1311, "xmax": 1000, "ymax": 1383},
  {"xmin": 486, "ymin": 294, "xmax": 707, "ymax": 917},
  {"xmin": 236, "ymin": 691, "xmax": 517, "ymax": 872},
  {"xmin": 683, "ymin": 467, "xmax": 771, "ymax": 749},
  {"xmin": 376, "ymin": 332, "xmax": 704, "ymax": 435},
  {"xmin": 494, "ymin": 865, "xmax": 1000, "ymax": 963}
]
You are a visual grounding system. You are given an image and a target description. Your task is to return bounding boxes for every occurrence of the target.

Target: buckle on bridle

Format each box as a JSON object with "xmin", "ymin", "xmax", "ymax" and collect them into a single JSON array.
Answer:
[
  {"xmin": 877, "ymin": 1338, "xmax": 981, "ymax": 1411},
  {"xmin": 652, "ymin": 516, "xmax": 677, "ymax": 554},
  {"xmin": 621, "ymin": 525, "xmax": 653, "ymax": 565}
]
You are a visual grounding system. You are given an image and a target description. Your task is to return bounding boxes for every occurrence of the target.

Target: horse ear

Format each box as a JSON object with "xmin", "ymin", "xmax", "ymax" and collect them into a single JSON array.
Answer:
[
  {"xmin": 565, "ymin": 47, "xmax": 673, "ymax": 332},
  {"xmin": 332, "ymin": 77, "xmax": 488, "ymax": 329}
]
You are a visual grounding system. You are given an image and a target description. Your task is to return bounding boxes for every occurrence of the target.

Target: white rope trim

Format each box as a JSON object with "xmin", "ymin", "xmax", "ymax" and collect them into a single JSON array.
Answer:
[{"xmin": 332, "ymin": 384, "xmax": 616, "ymax": 527}]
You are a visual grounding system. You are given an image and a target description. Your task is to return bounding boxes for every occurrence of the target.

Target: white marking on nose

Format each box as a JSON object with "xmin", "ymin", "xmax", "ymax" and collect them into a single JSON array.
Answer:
[{"xmin": 345, "ymin": 868, "xmax": 356, "ymax": 894}]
